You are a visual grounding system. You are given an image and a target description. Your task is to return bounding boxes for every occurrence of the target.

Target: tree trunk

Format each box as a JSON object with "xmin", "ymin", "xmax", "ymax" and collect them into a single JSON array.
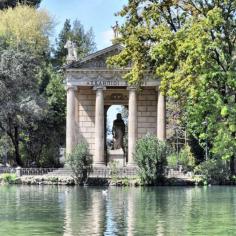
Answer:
[{"xmin": 14, "ymin": 126, "xmax": 23, "ymax": 166}]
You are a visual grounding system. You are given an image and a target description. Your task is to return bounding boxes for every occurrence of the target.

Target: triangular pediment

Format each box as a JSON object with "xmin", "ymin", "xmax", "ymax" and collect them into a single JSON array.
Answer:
[{"xmin": 67, "ymin": 44, "xmax": 123, "ymax": 69}]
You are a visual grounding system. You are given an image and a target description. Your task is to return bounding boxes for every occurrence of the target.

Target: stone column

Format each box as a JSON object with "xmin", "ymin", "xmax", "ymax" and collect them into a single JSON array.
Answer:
[
  {"xmin": 94, "ymin": 86, "xmax": 106, "ymax": 167},
  {"xmin": 128, "ymin": 87, "xmax": 137, "ymax": 166},
  {"xmin": 157, "ymin": 90, "xmax": 166, "ymax": 141},
  {"xmin": 66, "ymin": 85, "xmax": 77, "ymax": 155}
]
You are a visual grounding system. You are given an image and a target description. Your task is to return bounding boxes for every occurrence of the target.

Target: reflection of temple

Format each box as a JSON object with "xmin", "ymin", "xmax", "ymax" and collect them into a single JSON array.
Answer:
[
  {"xmin": 64, "ymin": 44, "xmax": 166, "ymax": 167},
  {"xmin": 63, "ymin": 187, "xmax": 105, "ymax": 235},
  {"xmin": 63, "ymin": 187, "xmax": 139, "ymax": 235}
]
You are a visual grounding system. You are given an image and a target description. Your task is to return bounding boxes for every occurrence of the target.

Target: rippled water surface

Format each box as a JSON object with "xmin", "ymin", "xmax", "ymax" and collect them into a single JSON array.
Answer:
[{"xmin": 0, "ymin": 185, "xmax": 236, "ymax": 235}]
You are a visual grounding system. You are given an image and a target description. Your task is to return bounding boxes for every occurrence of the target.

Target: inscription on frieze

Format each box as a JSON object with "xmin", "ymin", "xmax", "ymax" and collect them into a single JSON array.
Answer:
[{"xmin": 87, "ymin": 79, "xmax": 128, "ymax": 87}]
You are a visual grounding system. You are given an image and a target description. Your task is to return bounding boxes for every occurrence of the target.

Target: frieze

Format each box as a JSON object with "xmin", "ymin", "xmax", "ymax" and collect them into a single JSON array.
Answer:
[
  {"xmin": 66, "ymin": 70, "xmax": 159, "ymax": 87},
  {"xmin": 87, "ymin": 79, "xmax": 128, "ymax": 87},
  {"xmin": 66, "ymin": 76, "xmax": 158, "ymax": 87}
]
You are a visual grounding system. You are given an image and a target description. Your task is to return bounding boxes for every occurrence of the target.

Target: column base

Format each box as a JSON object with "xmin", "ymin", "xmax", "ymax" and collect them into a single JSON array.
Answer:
[
  {"xmin": 63, "ymin": 163, "xmax": 71, "ymax": 168},
  {"xmin": 93, "ymin": 163, "xmax": 106, "ymax": 169},
  {"xmin": 126, "ymin": 163, "xmax": 137, "ymax": 168}
]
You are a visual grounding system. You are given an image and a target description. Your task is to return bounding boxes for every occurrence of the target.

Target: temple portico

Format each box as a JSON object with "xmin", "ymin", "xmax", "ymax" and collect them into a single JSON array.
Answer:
[{"xmin": 65, "ymin": 44, "xmax": 166, "ymax": 167}]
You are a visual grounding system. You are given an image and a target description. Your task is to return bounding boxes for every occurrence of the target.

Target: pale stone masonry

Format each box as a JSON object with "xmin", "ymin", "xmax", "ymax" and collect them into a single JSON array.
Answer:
[
  {"xmin": 64, "ymin": 44, "xmax": 166, "ymax": 167},
  {"xmin": 137, "ymin": 88, "xmax": 157, "ymax": 138},
  {"xmin": 77, "ymin": 88, "xmax": 96, "ymax": 155}
]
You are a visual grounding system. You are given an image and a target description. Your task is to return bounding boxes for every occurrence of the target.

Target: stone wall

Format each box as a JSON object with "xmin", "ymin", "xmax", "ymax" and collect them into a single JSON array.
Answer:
[
  {"xmin": 137, "ymin": 88, "xmax": 157, "ymax": 138},
  {"xmin": 76, "ymin": 88, "xmax": 96, "ymax": 155}
]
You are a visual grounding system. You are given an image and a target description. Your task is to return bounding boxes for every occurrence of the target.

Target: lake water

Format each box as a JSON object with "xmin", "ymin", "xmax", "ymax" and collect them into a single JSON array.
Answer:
[{"xmin": 0, "ymin": 185, "xmax": 236, "ymax": 235}]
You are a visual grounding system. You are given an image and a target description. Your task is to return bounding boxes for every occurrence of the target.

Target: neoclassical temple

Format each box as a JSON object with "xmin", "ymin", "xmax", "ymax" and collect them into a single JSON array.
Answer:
[{"xmin": 64, "ymin": 44, "xmax": 166, "ymax": 167}]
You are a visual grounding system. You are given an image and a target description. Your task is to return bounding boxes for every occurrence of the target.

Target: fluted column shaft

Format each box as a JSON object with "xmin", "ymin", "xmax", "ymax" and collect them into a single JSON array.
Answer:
[
  {"xmin": 66, "ymin": 85, "xmax": 77, "ymax": 155},
  {"xmin": 157, "ymin": 90, "xmax": 166, "ymax": 141},
  {"xmin": 94, "ymin": 87, "xmax": 105, "ymax": 166},
  {"xmin": 128, "ymin": 87, "xmax": 137, "ymax": 166}
]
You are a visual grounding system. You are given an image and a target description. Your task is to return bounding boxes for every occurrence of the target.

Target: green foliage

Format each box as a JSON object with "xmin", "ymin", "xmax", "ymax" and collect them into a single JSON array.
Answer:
[
  {"xmin": 0, "ymin": 5, "xmax": 54, "ymax": 54},
  {"xmin": 1, "ymin": 173, "xmax": 17, "ymax": 184},
  {"xmin": 167, "ymin": 153, "xmax": 178, "ymax": 169},
  {"xmin": 134, "ymin": 134, "xmax": 169, "ymax": 185},
  {"xmin": 66, "ymin": 143, "xmax": 93, "ymax": 184},
  {"xmin": 194, "ymin": 159, "xmax": 229, "ymax": 184},
  {"xmin": 0, "ymin": 5, "xmax": 55, "ymax": 166},
  {"xmin": 0, "ymin": 48, "xmax": 43, "ymax": 166},
  {"xmin": 167, "ymin": 145, "xmax": 195, "ymax": 171},
  {"xmin": 45, "ymin": 65, "xmax": 66, "ymax": 125},
  {"xmin": 109, "ymin": 0, "xmax": 236, "ymax": 166},
  {"xmin": 178, "ymin": 145, "xmax": 195, "ymax": 171},
  {"xmin": 0, "ymin": 4, "xmax": 96, "ymax": 168}
]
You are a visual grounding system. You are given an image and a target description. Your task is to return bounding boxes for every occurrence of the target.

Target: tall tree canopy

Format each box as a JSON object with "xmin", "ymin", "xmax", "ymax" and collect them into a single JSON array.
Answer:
[
  {"xmin": 0, "ymin": 0, "xmax": 41, "ymax": 9},
  {"xmin": 0, "ymin": 48, "xmax": 43, "ymax": 166},
  {"xmin": 54, "ymin": 18, "xmax": 96, "ymax": 66},
  {"xmin": 0, "ymin": 5, "xmax": 55, "ymax": 166},
  {"xmin": 109, "ymin": 0, "xmax": 236, "ymax": 170},
  {"xmin": 0, "ymin": 5, "xmax": 54, "ymax": 54}
]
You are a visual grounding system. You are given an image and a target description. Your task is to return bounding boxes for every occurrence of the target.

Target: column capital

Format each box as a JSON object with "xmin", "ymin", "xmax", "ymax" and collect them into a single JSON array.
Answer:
[
  {"xmin": 127, "ymin": 86, "xmax": 137, "ymax": 91},
  {"xmin": 66, "ymin": 85, "xmax": 77, "ymax": 91},
  {"xmin": 155, "ymin": 86, "xmax": 160, "ymax": 92},
  {"xmin": 93, "ymin": 86, "xmax": 106, "ymax": 91},
  {"xmin": 156, "ymin": 86, "xmax": 167, "ymax": 96}
]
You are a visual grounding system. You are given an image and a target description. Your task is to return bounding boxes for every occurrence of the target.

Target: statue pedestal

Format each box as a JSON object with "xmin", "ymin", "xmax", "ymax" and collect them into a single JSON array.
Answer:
[{"xmin": 108, "ymin": 148, "xmax": 125, "ymax": 167}]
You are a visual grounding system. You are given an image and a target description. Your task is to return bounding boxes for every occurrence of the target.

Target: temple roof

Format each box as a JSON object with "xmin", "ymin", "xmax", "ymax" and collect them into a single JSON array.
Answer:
[{"xmin": 64, "ymin": 44, "xmax": 123, "ymax": 70}]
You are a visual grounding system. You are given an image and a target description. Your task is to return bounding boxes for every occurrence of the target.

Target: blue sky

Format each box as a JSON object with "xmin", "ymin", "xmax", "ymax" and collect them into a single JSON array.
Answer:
[{"xmin": 40, "ymin": 0, "xmax": 127, "ymax": 49}]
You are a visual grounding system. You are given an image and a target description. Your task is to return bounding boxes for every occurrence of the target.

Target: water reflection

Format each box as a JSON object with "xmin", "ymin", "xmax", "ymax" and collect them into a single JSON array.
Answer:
[{"xmin": 1, "ymin": 186, "xmax": 236, "ymax": 235}]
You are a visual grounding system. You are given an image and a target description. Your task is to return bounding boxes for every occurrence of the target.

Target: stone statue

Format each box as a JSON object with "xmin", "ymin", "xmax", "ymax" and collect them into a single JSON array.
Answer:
[
  {"xmin": 111, "ymin": 21, "xmax": 119, "ymax": 39},
  {"xmin": 112, "ymin": 113, "xmax": 125, "ymax": 150},
  {"xmin": 64, "ymin": 39, "xmax": 78, "ymax": 62}
]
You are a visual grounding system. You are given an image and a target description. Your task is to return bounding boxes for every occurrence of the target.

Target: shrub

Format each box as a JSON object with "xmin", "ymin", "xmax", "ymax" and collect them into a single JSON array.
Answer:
[
  {"xmin": 66, "ymin": 143, "xmax": 92, "ymax": 185},
  {"xmin": 178, "ymin": 145, "xmax": 195, "ymax": 171},
  {"xmin": 194, "ymin": 159, "xmax": 229, "ymax": 184},
  {"xmin": 1, "ymin": 173, "xmax": 17, "ymax": 184},
  {"xmin": 134, "ymin": 134, "xmax": 170, "ymax": 185},
  {"xmin": 167, "ymin": 153, "xmax": 178, "ymax": 169}
]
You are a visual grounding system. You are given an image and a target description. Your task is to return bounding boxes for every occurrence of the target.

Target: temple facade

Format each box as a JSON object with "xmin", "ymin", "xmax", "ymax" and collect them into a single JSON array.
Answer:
[{"xmin": 64, "ymin": 44, "xmax": 166, "ymax": 167}]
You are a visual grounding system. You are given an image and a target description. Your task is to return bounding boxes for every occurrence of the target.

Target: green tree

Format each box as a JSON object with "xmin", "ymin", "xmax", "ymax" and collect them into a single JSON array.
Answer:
[
  {"xmin": 54, "ymin": 18, "xmax": 96, "ymax": 66},
  {"xmin": 0, "ymin": 5, "xmax": 54, "ymax": 54},
  {"xmin": 54, "ymin": 19, "xmax": 71, "ymax": 66},
  {"xmin": 20, "ymin": 64, "xmax": 66, "ymax": 167},
  {"xmin": 0, "ymin": 0, "xmax": 41, "ymax": 9},
  {"xmin": 0, "ymin": 5, "xmax": 55, "ymax": 166},
  {"xmin": 67, "ymin": 143, "xmax": 93, "ymax": 185},
  {"xmin": 135, "ymin": 134, "xmax": 169, "ymax": 185},
  {"xmin": 0, "ymin": 48, "xmax": 44, "ymax": 166},
  {"xmin": 109, "ymin": 0, "xmax": 236, "ymax": 174}
]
